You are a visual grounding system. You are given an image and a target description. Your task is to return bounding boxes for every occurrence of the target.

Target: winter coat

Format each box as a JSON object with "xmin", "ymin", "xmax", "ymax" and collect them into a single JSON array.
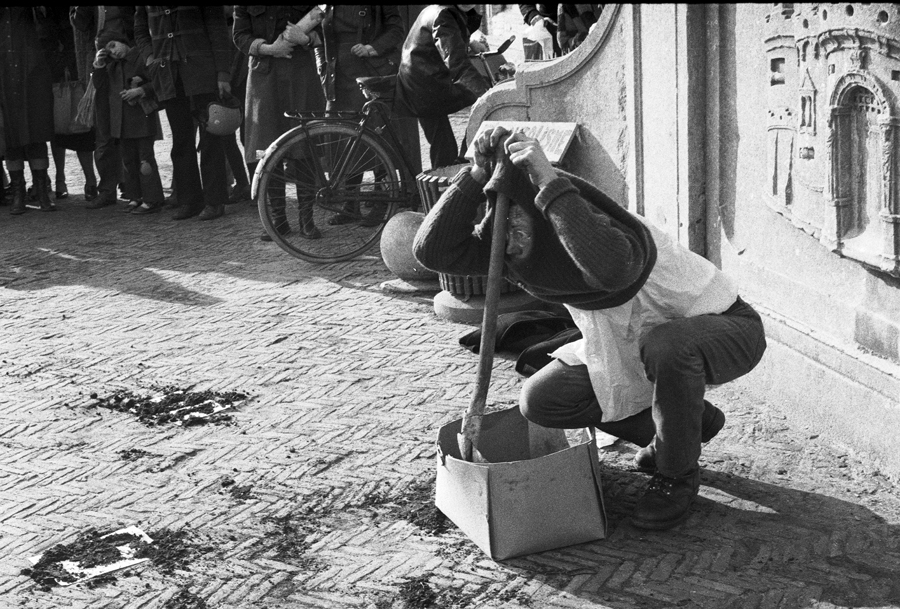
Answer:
[
  {"xmin": 315, "ymin": 5, "xmax": 405, "ymax": 106},
  {"xmin": 0, "ymin": 7, "xmax": 54, "ymax": 150},
  {"xmin": 133, "ymin": 6, "xmax": 232, "ymax": 102},
  {"xmin": 395, "ymin": 5, "xmax": 489, "ymax": 118},
  {"xmin": 233, "ymin": 5, "xmax": 326, "ymax": 163},
  {"xmin": 93, "ymin": 46, "xmax": 162, "ymax": 140}
]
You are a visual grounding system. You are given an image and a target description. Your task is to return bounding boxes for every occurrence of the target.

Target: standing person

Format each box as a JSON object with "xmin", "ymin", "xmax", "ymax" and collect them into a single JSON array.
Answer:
[
  {"xmin": 394, "ymin": 4, "xmax": 489, "ymax": 170},
  {"xmin": 71, "ymin": 6, "xmax": 136, "ymax": 209},
  {"xmin": 233, "ymin": 5, "xmax": 327, "ymax": 241},
  {"xmin": 222, "ymin": 5, "xmax": 251, "ymax": 206},
  {"xmin": 413, "ymin": 126, "xmax": 767, "ymax": 531},
  {"xmin": 0, "ymin": 7, "xmax": 56, "ymax": 215},
  {"xmin": 48, "ymin": 6, "xmax": 97, "ymax": 202},
  {"xmin": 316, "ymin": 5, "xmax": 405, "ymax": 227},
  {"xmin": 92, "ymin": 37, "xmax": 165, "ymax": 215},
  {"xmin": 134, "ymin": 6, "xmax": 233, "ymax": 221}
]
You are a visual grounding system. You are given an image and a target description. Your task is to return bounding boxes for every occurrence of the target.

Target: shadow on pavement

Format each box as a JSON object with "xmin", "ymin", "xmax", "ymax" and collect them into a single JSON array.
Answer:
[{"xmin": 499, "ymin": 466, "xmax": 900, "ymax": 608}]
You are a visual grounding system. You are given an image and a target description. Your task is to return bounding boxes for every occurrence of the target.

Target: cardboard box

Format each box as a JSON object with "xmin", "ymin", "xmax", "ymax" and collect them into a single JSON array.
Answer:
[{"xmin": 435, "ymin": 406, "xmax": 607, "ymax": 560}]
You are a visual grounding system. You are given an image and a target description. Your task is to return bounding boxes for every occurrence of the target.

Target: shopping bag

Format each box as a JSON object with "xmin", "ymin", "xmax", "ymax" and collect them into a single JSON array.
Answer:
[
  {"xmin": 75, "ymin": 76, "xmax": 96, "ymax": 129},
  {"xmin": 53, "ymin": 71, "xmax": 91, "ymax": 135},
  {"xmin": 435, "ymin": 406, "xmax": 607, "ymax": 560}
]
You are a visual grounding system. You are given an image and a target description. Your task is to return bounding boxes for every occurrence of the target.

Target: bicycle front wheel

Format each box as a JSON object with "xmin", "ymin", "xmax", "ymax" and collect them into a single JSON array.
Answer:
[{"xmin": 255, "ymin": 121, "xmax": 404, "ymax": 264}]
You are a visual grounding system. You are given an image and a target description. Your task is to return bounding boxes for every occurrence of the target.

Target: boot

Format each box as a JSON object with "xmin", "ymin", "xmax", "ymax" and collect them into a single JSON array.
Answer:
[
  {"xmin": 633, "ymin": 401, "xmax": 726, "ymax": 473},
  {"xmin": 630, "ymin": 468, "xmax": 700, "ymax": 530},
  {"xmin": 32, "ymin": 169, "xmax": 56, "ymax": 212},
  {"xmin": 298, "ymin": 199, "xmax": 321, "ymax": 239},
  {"xmin": 197, "ymin": 204, "xmax": 224, "ymax": 221},
  {"xmin": 8, "ymin": 170, "xmax": 27, "ymax": 215}
]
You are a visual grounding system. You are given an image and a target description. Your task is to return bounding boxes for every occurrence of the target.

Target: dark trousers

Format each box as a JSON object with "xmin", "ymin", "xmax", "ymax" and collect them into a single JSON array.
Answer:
[
  {"xmin": 163, "ymin": 91, "xmax": 228, "ymax": 210},
  {"xmin": 520, "ymin": 297, "xmax": 767, "ymax": 478},
  {"xmin": 93, "ymin": 83, "xmax": 122, "ymax": 204},
  {"xmin": 418, "ymin": 114, "xmax": 459, "ymax": 170},
  {"xmin": 122, "ymin": 137, "xmax": 164, "ymax": 205}
]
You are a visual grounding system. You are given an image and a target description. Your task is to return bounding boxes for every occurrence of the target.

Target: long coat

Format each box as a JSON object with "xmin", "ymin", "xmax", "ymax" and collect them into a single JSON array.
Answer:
[
  {"xmin": 133, "ymin": 6, "xmax": 232, "ymax": 102},
  {"xmin": 315, "ymin": 5, "xmax": 404, "ymax": 111},
  {"xmin": 395, "ymin": 5, "xmax": 488, "ymax": 118},
  {"xmin": 93, "ymin": 47, "xmax": 162, "ymax": 141},
  {"xmin": 232, "ymin": 5, "xmax": 326, "ymax": 163},
  {"xmin": 0, "ymin": 7, "xmax": 54, "ymax": 150}
]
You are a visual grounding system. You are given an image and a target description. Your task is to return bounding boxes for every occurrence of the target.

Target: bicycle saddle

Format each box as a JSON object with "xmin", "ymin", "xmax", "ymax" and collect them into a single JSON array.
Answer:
[{"xmin": 357, "ymin": 75, "xmax": 397, "ymax": 100}]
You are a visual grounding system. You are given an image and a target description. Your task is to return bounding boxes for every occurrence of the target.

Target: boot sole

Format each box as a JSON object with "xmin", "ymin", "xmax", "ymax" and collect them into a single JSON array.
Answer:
[{"xmin": 629, "ymin": 502, "xmax": 694, "ymax": 530}]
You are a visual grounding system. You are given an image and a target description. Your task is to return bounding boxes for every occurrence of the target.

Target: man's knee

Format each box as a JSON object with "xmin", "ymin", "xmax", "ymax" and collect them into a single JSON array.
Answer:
[
  {"xmin": 518, "ymin": 375, "xmax": 552, "ymax": 426},
  {"xmin": 640, "ymin": 323, "xmax": 698, "ymax": 374}
]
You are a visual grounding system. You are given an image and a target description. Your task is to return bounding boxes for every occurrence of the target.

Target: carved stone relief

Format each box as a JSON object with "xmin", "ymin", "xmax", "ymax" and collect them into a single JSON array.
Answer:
[{"xmin": 763, "ymin": 3, "xmax": 900, "ymax": 276}]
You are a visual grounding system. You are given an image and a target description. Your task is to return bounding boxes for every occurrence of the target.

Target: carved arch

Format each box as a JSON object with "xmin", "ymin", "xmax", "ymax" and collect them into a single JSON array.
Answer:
[
  {"xmin": 828, "ymin": 70, "xmax": 894, "ymax": 116},
  {"xmin": 824, "ymin": 70, "xmax": 900, "ymax": 275}
]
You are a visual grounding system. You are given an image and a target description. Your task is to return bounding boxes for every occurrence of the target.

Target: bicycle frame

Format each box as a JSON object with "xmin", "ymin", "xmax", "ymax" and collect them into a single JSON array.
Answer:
[{"xmin": 283, "ymin": 98, "xmax": 418, "ymax": 210}]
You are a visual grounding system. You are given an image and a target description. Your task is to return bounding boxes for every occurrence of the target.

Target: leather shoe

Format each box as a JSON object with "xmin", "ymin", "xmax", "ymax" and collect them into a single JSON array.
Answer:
[
  {"xmin": 197, "ymin": 204, "xmax": 224, "ymax": 221},
  {"xmin": 172, "ymin": 205, "xmax": 202, "ymax": 220},
  {"xmin": 86, "ymin": 198, "xmax": 117, "ymax": 209},
  {"xmin": 634, "ymin": 401, "xmax": 726, "ymax": 473},
  {"xmin": 630, "ymin": 468, "xmax": 700, "ymax": 530}
]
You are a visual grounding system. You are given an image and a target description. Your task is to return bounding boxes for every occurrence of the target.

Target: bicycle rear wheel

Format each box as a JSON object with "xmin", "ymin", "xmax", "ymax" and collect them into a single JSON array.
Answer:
[{"xmin": 255, "ymin": 121, "xmax": 405, "ymax": 264}]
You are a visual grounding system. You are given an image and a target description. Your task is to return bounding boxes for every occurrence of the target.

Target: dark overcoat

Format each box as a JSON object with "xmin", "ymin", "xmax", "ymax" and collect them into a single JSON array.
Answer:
[
  {"xmin": 232, "ymin": 5, "xmax": 326, "ymax": 163},
  {"xmin": 0, "ymin": 7, "xmax": 54, "ymax": 150},
  {"xmin": 395, "ymin": 5, "xmax": 488, "ymax": 118},
  {"xmin": 133, "ymin": 5, "xmax": 232, "ymax": 102}
]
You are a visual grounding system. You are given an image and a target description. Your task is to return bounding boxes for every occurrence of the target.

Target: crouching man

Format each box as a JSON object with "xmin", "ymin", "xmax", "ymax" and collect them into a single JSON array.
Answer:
[{"xmin": 412, "ymin": 126, "xmax": 767, "ymax": 530}]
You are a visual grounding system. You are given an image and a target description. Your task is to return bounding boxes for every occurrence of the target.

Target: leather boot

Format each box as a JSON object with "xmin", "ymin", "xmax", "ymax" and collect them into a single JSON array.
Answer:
[
  {"xmin": 197, "ymin": 204, "xmax": 224, "ymax": 221},
  {"xmin": 298, "ymin": 199, "xmax": 321, "ymax": 239},
  {"xmin": 260, "ymin": 180, "xmax": 291, "ymax": 242},
  {"xmin": 634, "ymin": 400, "xmax": 726, "ymax": 473},
  {"xmin": 630, "ymin": 468, "xmax": 700, "ymax": 530},
  {"xmin": 32, "ymin": 169, "xmax": 56, "ymax": 211},
  {"xmin": 8, "ymin": 171, "xmax": 27, "ymax": 215}
]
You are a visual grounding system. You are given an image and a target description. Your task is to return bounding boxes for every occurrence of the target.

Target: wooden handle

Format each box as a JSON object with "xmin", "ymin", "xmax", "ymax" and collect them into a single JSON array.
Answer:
[{"xmin": 458, "ymin": 192, "xmax": 511, "ymax": 461}]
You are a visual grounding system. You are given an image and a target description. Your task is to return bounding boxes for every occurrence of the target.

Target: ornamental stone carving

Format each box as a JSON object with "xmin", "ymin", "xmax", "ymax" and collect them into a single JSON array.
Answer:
[{"xmin": 764, "ymin": 3, "xmax": 900, "ymax": 276}]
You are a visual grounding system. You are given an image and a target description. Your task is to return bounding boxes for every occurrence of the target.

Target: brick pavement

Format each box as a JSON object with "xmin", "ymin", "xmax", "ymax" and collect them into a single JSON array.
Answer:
[
  {"xmin": 3, "ymin": 9, "xmax": 900, "ymax": 609},
  {"xmin": 3, "ymin": 163, "xmax": 900, "ymax": 609}
]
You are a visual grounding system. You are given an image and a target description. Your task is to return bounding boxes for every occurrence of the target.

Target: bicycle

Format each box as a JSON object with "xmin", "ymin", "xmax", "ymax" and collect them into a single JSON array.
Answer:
[
  {"xmin": 252, "ymin": 35, "xmax": 516, "ymax": 264},
  {"xmin": 251, "ymin": 75, "xmax": 420, "ymax": 264}
]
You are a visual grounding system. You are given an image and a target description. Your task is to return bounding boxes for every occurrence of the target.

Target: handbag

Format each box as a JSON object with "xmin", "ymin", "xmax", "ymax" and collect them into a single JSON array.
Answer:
[{"xmin": 53, "ymin": 69, "xmax": 91, "ymax": 135}]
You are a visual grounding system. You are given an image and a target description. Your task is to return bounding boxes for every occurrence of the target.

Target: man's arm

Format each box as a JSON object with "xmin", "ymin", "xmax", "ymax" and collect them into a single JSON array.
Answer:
[
  {"xmin": 412, "ymin": 168, "xmax": 493, "ymax": 277},
  {"xmin": 133, "ymin": 6, "xmax": 152, "ymax": 63},
  {"xmin": 431, "ymin": 10, "xmax": 489, "ymax": 100}
]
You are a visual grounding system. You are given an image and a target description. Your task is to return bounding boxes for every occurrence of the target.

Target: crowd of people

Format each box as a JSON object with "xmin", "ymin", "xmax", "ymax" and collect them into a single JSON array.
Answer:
[
  {"xmin": 0, "ymin": 5, "xmax": 525, "ymax": 238},
  {"xmin": 0, "ymin": 5, "xmax": 604, "ymax": 235}
]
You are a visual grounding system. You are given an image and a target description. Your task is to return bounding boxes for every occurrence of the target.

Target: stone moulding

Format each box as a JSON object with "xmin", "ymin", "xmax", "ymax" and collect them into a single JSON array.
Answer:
[{"xmin": 467, "ymin": 4, "xmax": 622, "ymax": 142}]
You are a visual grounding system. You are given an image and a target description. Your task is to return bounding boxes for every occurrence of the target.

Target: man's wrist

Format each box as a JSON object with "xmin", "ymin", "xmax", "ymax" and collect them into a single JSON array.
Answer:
[{"xmin": 470, "ymin": 165, "xmax": 488, "ymax": 186}]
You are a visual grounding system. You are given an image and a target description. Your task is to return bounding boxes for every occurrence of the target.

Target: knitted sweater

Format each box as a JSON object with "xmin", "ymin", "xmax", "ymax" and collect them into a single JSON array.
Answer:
[{"xmin": 412, "ymin": 165, "xmax": 657, "ymax": 311}]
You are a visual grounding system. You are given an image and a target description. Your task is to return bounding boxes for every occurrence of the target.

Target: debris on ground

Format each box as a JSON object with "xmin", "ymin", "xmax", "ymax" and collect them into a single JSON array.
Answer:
[
  {"xmin": 162, "ymin": 586, "xmax": 208, "ymax": 609},
  {"xmin": 218, "ymin": 475, "xmax": 254, "ymax": 500},
  {"xmin": 88, "ymin": 387, "xmax": 248, "ymax": 427},
  {"xmin": 119, "ymin": 448, "xmax": 157, "ymax": 461},
  {"xmin": 260, "ymin": 510, "xmax": 325, "ymax": 571},
  {"xmin": 398, "ymin": 576, "xmax": 438, "ymax": 608},
  {"xmin": 133, "ymin": 528, "xmax": 209, "ymax": 574},
  {"xmin": 20, "ymin": 526, "xmax": 153, "ymax": 590},
  {"xmin": 21, "ymin": 525, "xmax": 212, "ymax": 591},
  {"xmin": 390, "ymin": 480, "xmax": 450, "ymax": 536}
]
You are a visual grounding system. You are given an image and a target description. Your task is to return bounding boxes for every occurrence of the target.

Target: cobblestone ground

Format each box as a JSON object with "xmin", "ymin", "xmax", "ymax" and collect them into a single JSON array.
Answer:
[{"xmin": 3, "ymin": 8, "xmax": 900, "ymax": 609}]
